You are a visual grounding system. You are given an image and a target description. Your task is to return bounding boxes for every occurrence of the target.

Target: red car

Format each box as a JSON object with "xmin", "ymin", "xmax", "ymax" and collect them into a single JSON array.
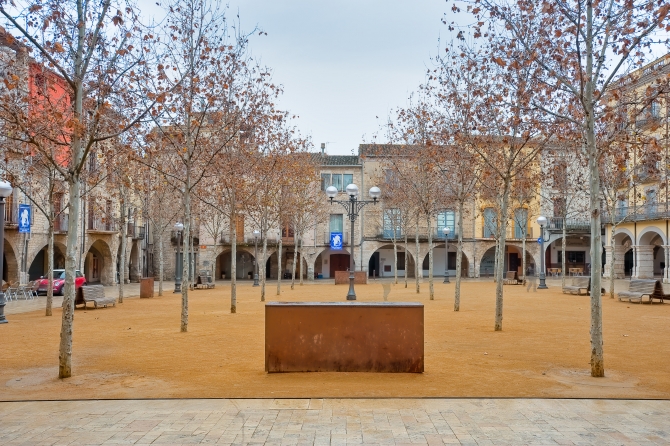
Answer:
[{"xmin": 37, "ymin": 270, "xmax": 87, "ymax": 295}]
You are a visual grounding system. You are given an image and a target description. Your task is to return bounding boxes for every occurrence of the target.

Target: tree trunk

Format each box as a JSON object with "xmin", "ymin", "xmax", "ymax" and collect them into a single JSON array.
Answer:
[
  {"xmin": 277, "ymin": 238, "xmax": 282, "ymax": 295},
  {"xmin": 291, "ymin": 239, "xmax": 297, "ymax": 290},
  {"xmin": 588, "ymin": 128, "xmax": 604, "ymax": 377},
  {"xmin": 404, "ymin": 233, "xmax": 409, "ymax": 288},
  {"xmin": 118, "ymin": 199, "xmax": 127, "ymax": 304},
  {"xmin": 230, "ymin": 212, "xmax": 237, "ymax": 313},
  {"xmin": 609, "ymin": 229, "xmax": 616, "ymax": 299},
  {"xmin": 46, "ymin": 212, "xmax": 55, "ymax": 317},
  {"xmin": 494, "ymin": 180, "xmax": 510, "ymax": 331},
  {"xmin": 299, "ymin": 237, "xmax": 304, "ymax": 285},
  {"xmin": 415, "ymin": 220, "xmax": 420, "ymax": 293},
  {"xmin": 561, "ymin": 218, "xmax": 567, "ymax": 288},
  {"xmin": 261, "ymin": 233, "xmax": 267, "ymax": 301},
  {"xmin": 180, "ymin": 190, "xmax": 190, "ymax": 333},
  {"xmin": 158, "ymin": 233, "xmax": 164, "ymax": 296},
  {"xmin": 58, "ymin": 176, "xmax": 80, "ymax": 379},
  {"xmin": 427, "ymin": 215, "xmax": 434, "ymax": 300},
  {"xmin": 455, "ymin": 200, "xmax": 464, "ymax": 311}
]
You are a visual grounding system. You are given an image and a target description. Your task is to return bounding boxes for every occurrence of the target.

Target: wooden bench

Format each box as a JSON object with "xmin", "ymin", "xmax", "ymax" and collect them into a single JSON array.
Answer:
[
  {"xmin": 562, "ymin": 277, "xmax": 590, "ymax": 295},
  {"xmin": 76, "ymin": 285, "xmax": 116, "ymax": 309},
  {"xmin": 617, "ymin": 279, "xmax": 661, "ymax": 304},
  {"xmin": 196, "ymin": 271, "xmax": 215, "ymax": 289},
  {"xmin": 503, "ymin": 271, "xmax": 523, "ymax": 285}
]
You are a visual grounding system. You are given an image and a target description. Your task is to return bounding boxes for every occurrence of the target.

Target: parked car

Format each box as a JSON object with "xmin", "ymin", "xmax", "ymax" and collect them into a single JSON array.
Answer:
[{"xmin": 37, "ymin": 270, "xmax": 87, "ymax": 295}]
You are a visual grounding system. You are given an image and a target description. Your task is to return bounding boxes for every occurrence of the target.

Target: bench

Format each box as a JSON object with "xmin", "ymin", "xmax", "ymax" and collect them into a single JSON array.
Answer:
[
  {"xmin": 562, "ymin": 277, "xmax": 590, "ymax": 295},
  {"xmin": 617, "ymin": 279, "xmax": 661, "ymax": 304},
  {"xmin": 196, "ymin": 271, "xmax": 215, "ymax": 289},
  {"xmin": 503, "ymin": 271, "xmax": 523, "ymax": 285},
  {"xmin": 76, "ymin": 285, "xmax": 116, "ymax": 309}
]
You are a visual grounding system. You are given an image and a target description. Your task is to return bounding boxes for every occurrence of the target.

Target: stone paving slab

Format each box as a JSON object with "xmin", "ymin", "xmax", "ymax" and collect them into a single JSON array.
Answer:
[{"xmin": 1, "ymin": 398, "xmax": 669, "ymax": 445}]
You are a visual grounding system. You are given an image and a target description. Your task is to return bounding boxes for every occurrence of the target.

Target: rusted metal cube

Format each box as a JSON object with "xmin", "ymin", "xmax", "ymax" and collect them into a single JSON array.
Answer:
[{"xmin": 265, "ymin": 302, "xmax": 424, "ymax": 373}]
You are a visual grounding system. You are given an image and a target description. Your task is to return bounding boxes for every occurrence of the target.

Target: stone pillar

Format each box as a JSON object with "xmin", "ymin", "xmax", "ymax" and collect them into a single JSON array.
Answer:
[
  {"xmin": 603, "ymin": 245, "xmax": 626, "ymax": 279},
  {"xmin": 634, "ymin": 245, "xmax": 654, "ymax": 279},
  {"xmin": 664, "ymin": 246, "xmax": 670, "ymax": 283}
]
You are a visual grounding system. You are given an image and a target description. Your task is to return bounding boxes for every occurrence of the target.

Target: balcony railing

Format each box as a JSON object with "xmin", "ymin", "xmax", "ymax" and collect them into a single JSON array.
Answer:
[
  {"xmin": 54, "ymin": 214, "xmax": 68, "ymax": 233},
  {"xmin": 481, "ymin": 227, "xmax": 534, "ymax": 240},
  {"xmin": 3, "ymin": 202, "xmax": 17, "ymax": 225},
  {"xmin": 88, "ymin": 217, "xmax": 116, "ymax": 232},
  {"xmin": 603, "ymin": 204, "xmax": 670, "ymax": 223},
  {"xmin": 546, "ymin": 217, "xmax": 591, "ymax": 232},
  {"xmin": 375, "ymin": 228, "xmax": 473, "ymax": 241},
  {"xmin": 127, "ymin": 223, "xmax": 146, "ymax": 240}
]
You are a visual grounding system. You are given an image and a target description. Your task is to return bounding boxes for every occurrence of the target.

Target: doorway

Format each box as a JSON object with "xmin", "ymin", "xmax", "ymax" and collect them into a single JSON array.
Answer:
[{"xmin": 330, "ymin": 254, "xmax": 350, "ymax": 277}]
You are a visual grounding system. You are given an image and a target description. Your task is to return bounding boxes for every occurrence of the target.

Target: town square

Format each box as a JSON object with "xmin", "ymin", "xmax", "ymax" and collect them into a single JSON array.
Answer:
[{"xmin": 2, "ymin": 0, "xmax": 670, "ymax": 444}]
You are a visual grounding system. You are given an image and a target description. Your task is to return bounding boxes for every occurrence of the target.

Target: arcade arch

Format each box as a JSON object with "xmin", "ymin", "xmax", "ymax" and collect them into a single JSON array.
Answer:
[
  {"xmin": 478, "ymin": 244, "xmax": 534, "ymax": 277},
  {"xmin": 28, "ymin": 242, "xmax": 66, "ymax": 280},
  {"xmin": 421, "ymin": 243, "xmax": 470, "ymax": 278},
  {"xmin": 84, "ymin": 239, "xmax": 113, "ymax": 285},
  {"xmin": 367, "ymin": 244, "xmax": 415, "ymax": 278}
]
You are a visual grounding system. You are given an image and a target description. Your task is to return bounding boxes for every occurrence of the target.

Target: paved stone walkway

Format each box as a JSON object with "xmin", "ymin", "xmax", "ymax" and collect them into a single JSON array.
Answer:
[{"xmin": 1, "ymin": 398, "xmax": 669, "ymax": 445}]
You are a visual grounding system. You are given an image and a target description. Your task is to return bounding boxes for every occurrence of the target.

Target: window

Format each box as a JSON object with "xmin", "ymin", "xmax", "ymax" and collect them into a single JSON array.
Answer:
[
  {"xmin": 383, "ymin": 209, "xmax": 402, "ymax": 238},
  {"xmin": 483, "ymin": 208, "xmax": 497, "ymax": 238},
  {"xmin": 329, "ymin": 214, "xmax": 343, "ymax": 233},
  {"xmin": 651, "ymin": 100, "xmax": 661, "ymax": 119},
  {"xmin": 331, "ymin": 174, "xmax": 343, "ymax": 192},
  {"xmin": 558, "ymin": 251, "xmax": 585, "ymax": 264},
  {"xmin": 646, "ymin": 188, "xmax": 657, "ymax": 216},
  {"xmin": 514, "ymin": 208, "xmax": 528, "ymax": 238},
  {"xmin": 553, "ymin": 197, "xmax": 566, "ymax": 217},
  {"xmin": 321, "ymin": 173, "xmax": 331, "ymax": 191},
  {"xmin": 437, "ymin": 210, "xmax": 455, "ymax": 238},
  {"xmin": 321, "ymin": 173, "xmax": 353, "ymax": 192},
  {"xmin": 616, "ymin": 198, "xmax": 627, "ymax": 220}
]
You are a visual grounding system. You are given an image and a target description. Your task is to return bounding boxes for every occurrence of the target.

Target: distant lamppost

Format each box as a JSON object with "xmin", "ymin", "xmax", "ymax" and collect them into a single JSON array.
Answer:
[
  {"xmin": 537, "ymin": 216, "xmax": 548, "ymax": 289},
  {"xmin": 253, "ymin": 229, "xmax": 260, "ymax": 286},
  {"xmin": 0, "ymin": 180, "xmax": 13, "ymax": 324},
  {"xmin": 326, "ymin": 184, "xmax": 381, "ymax": 300},
  {"xmin": 443, "ymin": 226, "xmax": 451, "ymax": 283},
  {"xmin": 173, "ymin": 222, "xmax": 184, "ymax": 293}
]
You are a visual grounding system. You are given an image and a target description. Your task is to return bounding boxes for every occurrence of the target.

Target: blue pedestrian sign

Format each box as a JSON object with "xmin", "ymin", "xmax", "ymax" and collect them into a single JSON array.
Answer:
[
  {"xmin": 537, "ymin": 237, "xmax": 543, "ymax": 244},
  {"xmin": 18, "ymin": 204, "xmax": 31, "ymax": 233},
  {"xmin": 330, "ymin": 232, "xmax": 343, "ymax": 250}
]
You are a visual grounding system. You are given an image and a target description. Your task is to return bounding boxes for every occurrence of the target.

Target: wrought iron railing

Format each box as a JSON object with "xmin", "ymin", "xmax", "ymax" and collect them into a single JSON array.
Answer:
[{"xmin": 546, "ymin": 217, "xmax": 591, "ymax": 232}]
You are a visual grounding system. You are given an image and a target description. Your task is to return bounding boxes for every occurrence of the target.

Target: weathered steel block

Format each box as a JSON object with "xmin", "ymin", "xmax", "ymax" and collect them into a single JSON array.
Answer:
[
  {"xmin": 334, "ymin": 271, "xmax": 367, "ymax": 284},
  {"xmin": 265, "ymin": 302, "xmax": 424, "ymax": 373}
]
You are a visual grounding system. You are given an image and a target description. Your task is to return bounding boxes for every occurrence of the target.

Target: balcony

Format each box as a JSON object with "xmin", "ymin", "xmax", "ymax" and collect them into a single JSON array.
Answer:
[
  {"xmin": 481, "ymin": 227, "xmax": 534, "ymax": 240},
  {"xmin": 3, "ymin": 203, "xmax": 17, "ymax": 226},
  {"xmin": 54, "ymin": 214, "xmax": 68, "ymax": 233},
  {"xmin": 603, "ymin": 204, "xmax": 670, "ymax": 223},
  {"xmin": 87, "ymin": 217, "xmax": 116, "ymax": 233},
  {"xmin": 546, "ymin": 217, "xmax": 591, "ymax": 233},
  {"xmin": 127, "ymin": 223, "xmax": 146, "ymax": 240}
]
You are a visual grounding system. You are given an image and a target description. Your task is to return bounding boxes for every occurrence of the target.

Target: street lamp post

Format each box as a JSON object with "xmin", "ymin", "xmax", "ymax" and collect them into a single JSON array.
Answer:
[
  {"xmin": 0, "ymin": 180, "xmax": 13, "ymax": 324},
  {"xmin": 537, "ymin": 216, "xmax": 548, "ymax": 289},
  {"xmin": 173, "ymin": 222, "xmax": 184, "ymax": 293},
  {"xmin": 326, "ymin": 184, "xmax": 381, "ymax": 300},
  {"xmin": 443, "ymin": 226, "xmax": 451, "ymax": 283},
  {"xmin": 253, "ymin": 229, "xmax": 260, "ymax": 286}
]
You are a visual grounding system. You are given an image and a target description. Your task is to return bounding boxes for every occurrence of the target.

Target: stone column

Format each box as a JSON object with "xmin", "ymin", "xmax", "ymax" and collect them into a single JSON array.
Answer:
[
  {"xmin": 664, "ymin": 246, "xmax": 670, "ymax": 283},
  {"xmin": 634, "ymin": 245, "xmax": 655, "ymax": 279},
  {"xmin": 603, "ymin": 245, "xmax": 626, "ymax": 279}
]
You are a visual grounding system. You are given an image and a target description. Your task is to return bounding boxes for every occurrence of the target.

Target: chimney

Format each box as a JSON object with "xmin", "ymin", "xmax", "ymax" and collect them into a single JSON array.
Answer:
[{"xmin": 320, "ymin": 143, "xmax": 325, "ymax": 154}]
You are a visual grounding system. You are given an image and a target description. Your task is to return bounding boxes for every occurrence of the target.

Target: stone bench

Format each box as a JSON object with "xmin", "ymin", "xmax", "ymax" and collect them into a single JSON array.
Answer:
[{"xmin": 265, "ymin": 302, "xmax": 423, "ymax": 373}]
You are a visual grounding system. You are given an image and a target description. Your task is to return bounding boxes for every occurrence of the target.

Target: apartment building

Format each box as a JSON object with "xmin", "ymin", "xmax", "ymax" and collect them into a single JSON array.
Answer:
[{"xmin": 603, "ymin": 53, "xmax": 670, "ymax": 281}]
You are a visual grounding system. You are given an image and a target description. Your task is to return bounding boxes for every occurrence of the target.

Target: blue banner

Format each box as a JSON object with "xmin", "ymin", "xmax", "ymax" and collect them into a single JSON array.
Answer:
[
  {"xmin": 330, "ymin": 232, "xmax": 343, "ymax": 250},
  {"xmin": 18, "ymin": 204, "xmax": 31, "ymax": 233}
]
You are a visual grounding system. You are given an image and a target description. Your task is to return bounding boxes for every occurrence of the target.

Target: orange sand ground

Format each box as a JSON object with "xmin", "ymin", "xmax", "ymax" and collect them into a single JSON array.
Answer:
[{"xmin": 2, "ymin": 280, "xmax": 670, "ymax": 400}]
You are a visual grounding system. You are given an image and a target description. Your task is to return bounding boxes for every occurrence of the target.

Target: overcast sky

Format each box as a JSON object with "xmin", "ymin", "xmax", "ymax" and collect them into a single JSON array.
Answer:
[{"xmin": 164, "ymin": 0, "xmax": 454, "ymax": 155}]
